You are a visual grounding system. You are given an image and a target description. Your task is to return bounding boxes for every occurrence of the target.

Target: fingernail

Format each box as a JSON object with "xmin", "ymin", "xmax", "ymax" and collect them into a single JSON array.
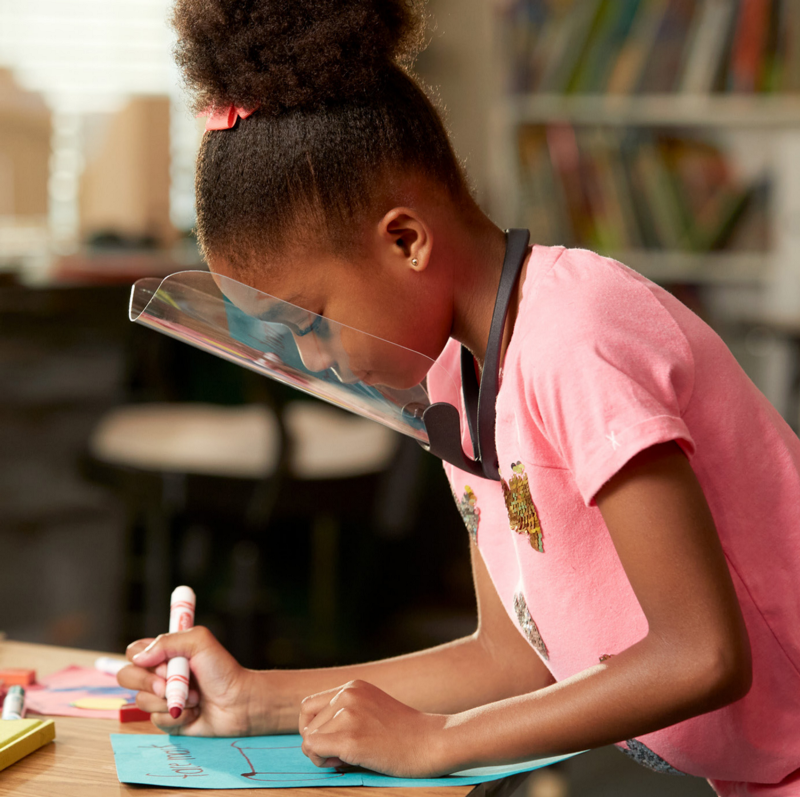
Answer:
[
  {"xmin": 153, "ymin": 680, "xmax": 165, "ymax": 699},
  {"xmin": 133, "ymin": 641, "xmax": 156, "ymax": 662}
]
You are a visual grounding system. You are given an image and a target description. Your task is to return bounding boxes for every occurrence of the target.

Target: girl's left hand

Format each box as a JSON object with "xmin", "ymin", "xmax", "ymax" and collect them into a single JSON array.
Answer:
[{"xmin": 299, "ymin": 680, "xmax": 449, "ymax": 778}]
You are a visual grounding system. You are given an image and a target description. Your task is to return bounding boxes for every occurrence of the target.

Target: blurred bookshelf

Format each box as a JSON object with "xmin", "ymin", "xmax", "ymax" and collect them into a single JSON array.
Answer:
[
  {"xmin": 505, "ymin": 93, "xmax": 800, "ymax": 127},
  {"xmin": 500, "ymin": 0, "xmax": 799, "ymax": 97},
  {"xmin": 490, "ymin": 0, "xmax": 800, "ymax": 422}
]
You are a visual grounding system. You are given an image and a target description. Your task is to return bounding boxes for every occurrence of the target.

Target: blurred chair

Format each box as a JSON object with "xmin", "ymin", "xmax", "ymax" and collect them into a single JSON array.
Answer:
[{"xmin": 86, "ymin": 398, "xmax": 398, "ymax": 663}]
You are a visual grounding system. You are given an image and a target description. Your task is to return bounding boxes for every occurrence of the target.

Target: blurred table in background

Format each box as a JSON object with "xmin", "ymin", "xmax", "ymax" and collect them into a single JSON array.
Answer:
[{"xmin": 51, "ymin": 249, "xmax": 202, "ymax": 286}]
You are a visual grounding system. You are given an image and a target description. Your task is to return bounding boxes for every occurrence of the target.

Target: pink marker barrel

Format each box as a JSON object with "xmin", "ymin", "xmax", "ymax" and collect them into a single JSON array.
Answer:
[{"xmin": 165, "ymin": 585, "xmax": 196, "ymax": 719}]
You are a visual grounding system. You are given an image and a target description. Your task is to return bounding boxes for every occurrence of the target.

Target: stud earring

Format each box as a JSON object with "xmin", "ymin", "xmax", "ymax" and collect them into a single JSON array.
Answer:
[{"xmin": 411, "ymin": 258, "xmax": 419, "ymax": 267}]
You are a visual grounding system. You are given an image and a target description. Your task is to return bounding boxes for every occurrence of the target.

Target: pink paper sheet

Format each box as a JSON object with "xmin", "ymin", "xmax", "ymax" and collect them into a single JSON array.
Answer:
[{"xmin": 25, "ymin": 665, "xmax": 137, "ymax": 719}]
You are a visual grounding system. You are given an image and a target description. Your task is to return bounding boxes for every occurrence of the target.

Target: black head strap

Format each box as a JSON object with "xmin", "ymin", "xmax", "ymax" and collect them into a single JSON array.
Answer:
[{"xmin": 422, "ymin": 229, "xmax": 530, "ymax": 480}]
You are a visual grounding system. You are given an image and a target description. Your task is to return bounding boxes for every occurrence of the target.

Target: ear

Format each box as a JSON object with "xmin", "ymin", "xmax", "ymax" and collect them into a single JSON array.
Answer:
[{"xmin": 376, "ymin": 208, "xmax": 433, "ymax": 272}]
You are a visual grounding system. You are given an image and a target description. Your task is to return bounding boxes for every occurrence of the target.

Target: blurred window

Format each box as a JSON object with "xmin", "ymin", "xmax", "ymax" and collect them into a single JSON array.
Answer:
[
  {"xmin": 0, "ymin": 0, "xmax": 177, "ymax": 113},
  {"xmin": 0, "ymin": 0, "xmax": 200, "ymax": 248}
]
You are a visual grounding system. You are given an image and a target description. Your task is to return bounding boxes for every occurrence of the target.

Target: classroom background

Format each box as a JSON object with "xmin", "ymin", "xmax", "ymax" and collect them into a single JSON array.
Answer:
[{"xmin": 1, "ymin": 1, "xmax": 797, "ymax": 795}]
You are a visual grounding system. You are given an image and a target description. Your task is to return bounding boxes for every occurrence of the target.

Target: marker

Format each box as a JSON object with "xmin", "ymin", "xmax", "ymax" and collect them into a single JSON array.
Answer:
[
  {"xmin": 165, "ymin": 585, "xmax": 196, "ymax": 719},
  {"xmin": 2, "ymin": 686, "xmax": 25, "ymax": 720},
  {"xmin": 94, "ymin": 657, "xmax": 128, "ymax": 677}
]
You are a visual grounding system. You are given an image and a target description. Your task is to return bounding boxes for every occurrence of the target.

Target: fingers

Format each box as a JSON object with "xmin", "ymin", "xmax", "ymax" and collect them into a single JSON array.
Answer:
[
  {"xmin": 119, "ymin": 651, "xmax": 198, "ymax": 712},
  {"xmin": 300, "ymin": 682, "xmax": 371, "ymax": 768},
  {"xmin": 123, "ymin": 639, "xmax": 169, "ymax": 677},
  {"xmin": 302, "ymin": 722, "xmax": 354, "ymax": 769},
  {"xmin": 136, "ymin": 688, "xmax": 200, "ymax": 714},
  {"xmin": 299, "ymin": 680, "xmax": 361, "ymax": 734},
  {"xmin": 117, "ymin": 661, "xmax": 166, "ymax": 698},
  {"xmin": 304, "ymin": 741, "xmax": 344, "ymax": 769},
  {"xmin": 148, "ymin": 706, "xmax": 201, "ymax": 735},
  {"xmin": 125, "ymin": 638, "xmax": 155, "ymax": 661},
  {"xmin": 130, "ymin": 625, "xmax": 216, "ymax": 669},
  {"xmin": 298, "ymin": 688, "xmax": 337, "ymax": 734},
  {"xmin": 136, "ymin": 690, "xmax": 166, "ymax": 713}
]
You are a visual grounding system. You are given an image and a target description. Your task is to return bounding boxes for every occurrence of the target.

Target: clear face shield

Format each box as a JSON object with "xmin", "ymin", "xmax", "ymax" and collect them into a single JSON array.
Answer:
[
  {"xmin": 128, "ymin": 229, "xmax": 530, "ymax": 481},
  {"xmin": 129, "ymin": 270, "xmax": 459, "ymax": 444}
]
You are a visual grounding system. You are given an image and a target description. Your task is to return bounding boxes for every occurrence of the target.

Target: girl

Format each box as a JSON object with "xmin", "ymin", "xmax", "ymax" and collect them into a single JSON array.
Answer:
[{"xmin": 119, "ymin": 2, "xmax": 800, "ymax": 794}]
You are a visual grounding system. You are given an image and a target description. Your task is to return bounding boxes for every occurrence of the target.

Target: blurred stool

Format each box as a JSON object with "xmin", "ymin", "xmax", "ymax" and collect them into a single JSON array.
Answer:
[{"xmin": 87, "ymin": 399, "xmax": 398, "ymax": 661}]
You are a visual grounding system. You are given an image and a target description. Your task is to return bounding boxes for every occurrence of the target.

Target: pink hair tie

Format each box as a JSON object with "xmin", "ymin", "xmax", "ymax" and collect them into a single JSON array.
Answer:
[{"xmin": 202, "ymin": 105, "xmax": 256, "ymax": 131}]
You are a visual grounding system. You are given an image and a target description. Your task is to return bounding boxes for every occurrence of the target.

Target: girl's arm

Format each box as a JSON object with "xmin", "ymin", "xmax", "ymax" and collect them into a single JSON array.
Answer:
[
  {"xmin": 119, "ymin": 514, "xmax": 554, "ymax": 736},
  {"xmin": 300, "ymin": 442, "xmax": 752, "ymax": 776},
  {"xmin": 265, "ymin": 537, "xmax": 555, "ymax": 729}
]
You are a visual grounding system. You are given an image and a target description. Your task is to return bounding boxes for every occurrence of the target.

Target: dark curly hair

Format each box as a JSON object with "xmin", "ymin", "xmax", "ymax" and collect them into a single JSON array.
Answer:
[{"xmin": 170, "ymin": 0, "xmax": 471, "ymax": 272}]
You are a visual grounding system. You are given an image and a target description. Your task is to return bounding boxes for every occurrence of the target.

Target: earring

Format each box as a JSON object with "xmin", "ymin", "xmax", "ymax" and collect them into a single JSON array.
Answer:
[{"xmin": 411, "ymin": 258, "xmax": 419, "ymax": 267}]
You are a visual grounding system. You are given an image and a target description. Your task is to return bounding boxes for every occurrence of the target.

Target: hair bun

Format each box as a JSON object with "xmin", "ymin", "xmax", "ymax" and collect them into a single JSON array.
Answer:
[{"xmin": 171, "ymin": 0, "xmax": 429, "ymax": 115}]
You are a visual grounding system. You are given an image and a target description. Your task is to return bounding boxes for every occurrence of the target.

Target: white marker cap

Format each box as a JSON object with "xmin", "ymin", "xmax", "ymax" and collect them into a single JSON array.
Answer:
[
  {"xmin": 170, "ymin": 586, "xmax": 196, "ymax": 605},
  {"xmin": 95, "ymin": 656, "xmax": 127, "ymax": 676}
]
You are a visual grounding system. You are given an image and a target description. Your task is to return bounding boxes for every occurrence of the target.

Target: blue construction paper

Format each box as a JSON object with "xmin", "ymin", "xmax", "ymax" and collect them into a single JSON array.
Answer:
[{"xmin": 110, "ymin": 733, "xmax": 578, "ymax": 789}]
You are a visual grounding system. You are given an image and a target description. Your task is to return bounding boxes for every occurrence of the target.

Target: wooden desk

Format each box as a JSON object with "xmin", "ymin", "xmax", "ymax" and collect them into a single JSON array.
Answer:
[{"xmin": 0, "ymin": 641, "xmax": 525, "ymax": 797}]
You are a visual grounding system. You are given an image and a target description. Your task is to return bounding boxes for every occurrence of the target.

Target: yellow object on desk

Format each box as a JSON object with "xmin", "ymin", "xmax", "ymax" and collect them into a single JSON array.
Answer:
[
  {"xmin": 70, "ymin": 697, "xmax": 129, "ymax": 711},
  {"xmin": 0, "ymin": 718, "xmax": 55, "ymax": 772}
]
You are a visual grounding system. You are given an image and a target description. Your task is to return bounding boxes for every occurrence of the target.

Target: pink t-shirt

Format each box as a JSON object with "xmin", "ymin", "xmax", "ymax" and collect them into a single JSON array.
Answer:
[{"xmin": 431, "ymin": 245, "xmax": 800, "ymax": 794}]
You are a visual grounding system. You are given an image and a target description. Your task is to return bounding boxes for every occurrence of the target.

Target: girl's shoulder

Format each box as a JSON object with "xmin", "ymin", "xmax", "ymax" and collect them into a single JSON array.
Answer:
[
  {"xmin": 517, "ymin": 245, "xmax": 690, "ymax": 351},
  {"xmin": 522, "ymin": 245, "xmax": 656, "ymax": 313}
]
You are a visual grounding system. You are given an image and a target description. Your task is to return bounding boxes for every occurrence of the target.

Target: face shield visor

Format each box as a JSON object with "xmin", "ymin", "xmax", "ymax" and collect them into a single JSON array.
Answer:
[
  {"xmin": 128, "ymin": 229, "xmax": 530, "ymax": 481},
  {"xmin": 129, "ymin": 269, "xmax": 458, "ymax": 444}
]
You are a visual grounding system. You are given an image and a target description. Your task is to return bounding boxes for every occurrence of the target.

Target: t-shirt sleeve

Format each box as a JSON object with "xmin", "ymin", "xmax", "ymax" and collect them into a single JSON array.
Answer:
[{"xmin": 522, "ymin": 253, "xmax": 696, "ymax": 505}]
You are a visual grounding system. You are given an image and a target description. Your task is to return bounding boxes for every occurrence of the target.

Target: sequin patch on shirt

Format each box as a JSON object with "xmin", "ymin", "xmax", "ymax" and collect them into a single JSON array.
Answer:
[
  {"xmin": 501, "ymin": 462, "xmax": 544, "ymax": 552},
  {"xmin": 619, "ymin": 739, "xmax": 685, "ymax": 775},
  {"xmin": 456, "ymin": 486, "xmax": 480, "ymax": 542},
  {"xmin": 513, "ymin": 591, "xmax": 549, "ymax": 660}
]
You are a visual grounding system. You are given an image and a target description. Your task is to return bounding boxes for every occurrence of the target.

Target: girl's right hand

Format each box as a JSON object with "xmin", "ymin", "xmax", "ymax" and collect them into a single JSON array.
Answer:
[{"xmin": 118, "ymin": 626, "xmax": 258, "ymax": 737}]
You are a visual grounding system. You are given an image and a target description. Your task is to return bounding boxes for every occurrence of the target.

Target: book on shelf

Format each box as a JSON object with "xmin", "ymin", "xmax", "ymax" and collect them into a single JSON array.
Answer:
[
  {"xmin": 500, "ymin": 0, "xmax": 800, "ymax": 96},
  {"xmin": 729, "ymin": 0, "xmax": 770, "ymax": 92},
  {"xmin": 537, "ymin": 0, "xmax": 604, "ymax": 93},
  {"xmin": 606, "ymin": 0, "xmax": 670, "ymax": 94},
  {"xmin": 572, "ymin": 0, "xmax": 642, "ymax": 93},
  {"xmin": 782, "ymin": 0, "xmax": 800, "ymax": 92},
  {"xmin": 636, "ymin": 0, "xmax": 697, "ymax": 94},
  {"xmin": 516, "ymin": 125, "xmax": 769, "ymax": 255},
  {"xmin": 759, "ymin": 0, "xmax": 782, "ymax": 92},
  {"xmin": 679, "ymin": 0, "xmax": 739, "ymax": 94}
]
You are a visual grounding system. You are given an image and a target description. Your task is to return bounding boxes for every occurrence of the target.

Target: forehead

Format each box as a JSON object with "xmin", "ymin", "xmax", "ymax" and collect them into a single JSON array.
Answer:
[{"xmin": 209, "ymin": 253, "xmax": 336, "ymax": 307}]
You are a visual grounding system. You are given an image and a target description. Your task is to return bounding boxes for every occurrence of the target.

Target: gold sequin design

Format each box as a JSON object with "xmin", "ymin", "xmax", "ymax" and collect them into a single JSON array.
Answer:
[
  {"xmin": 501, "ymin": 462, "xmax": 544, "ymax": 552},
  {"xmin": 599, "ymin": 654, "xmax": 614, "ymax": 663},
  {"xmin": 513, "ymin": 591, "xmax": 549, "ymax": 660},
  {"xmin": 456, "ymin": 486, "xmax": 480, "ymax": 542}
]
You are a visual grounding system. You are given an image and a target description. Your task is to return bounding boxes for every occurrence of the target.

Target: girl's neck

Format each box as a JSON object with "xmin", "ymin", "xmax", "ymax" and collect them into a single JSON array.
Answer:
[{"xmin": 447, "ymin": 210, "xmax": 527, "ymax": 369}]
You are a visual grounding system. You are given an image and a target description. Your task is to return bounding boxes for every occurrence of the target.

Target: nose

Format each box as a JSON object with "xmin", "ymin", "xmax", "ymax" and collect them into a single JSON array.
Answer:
[{"xmin": 292, "ymin": 333, "xmax": 336, "ymax": 373}]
